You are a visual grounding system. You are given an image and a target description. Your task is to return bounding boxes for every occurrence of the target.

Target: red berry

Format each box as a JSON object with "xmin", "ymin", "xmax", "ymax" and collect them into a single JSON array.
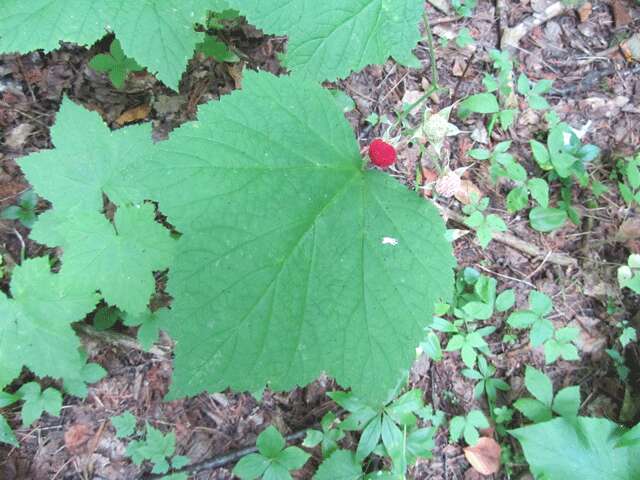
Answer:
[{"xmin": 369, "ymin": 139, "xmax": 397, "ymax": 168}]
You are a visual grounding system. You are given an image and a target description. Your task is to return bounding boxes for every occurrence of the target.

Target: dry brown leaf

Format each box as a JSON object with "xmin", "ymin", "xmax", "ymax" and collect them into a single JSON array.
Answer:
[
  {"xmin": 64, "ymin": 423, "xmax": 93, "ymax": 454},
  {"xmin": 616, "ymin": 217, "xmax": 640, "ymax": 242},
  {"xmin": 577, "ymin": 2, "xmax": 592, "ymax": 22},
  {"xmin": 455, "ymin": 180, "xmax": 483, "ymax": 205},
  {"xmin": 436, "ymin": 171, "xmax": 462, "ymax": 198},
  {"xmin": 621, "ymin": 33, "xmax": 640, "ymax": 62},
  {"xmin": 464, "ymin": 437, "xmax": 501, "ymax": 476},
  {"xmin": 612, "ymin": 0, "xmax": 632, "ymax": 28},
  {"xmin": 115, "ymin": 104, "xmax": 151, "ymax": 126},
  {"xmin": 5, "ymin": 123, "xmax": 35, "ymax": 150}
]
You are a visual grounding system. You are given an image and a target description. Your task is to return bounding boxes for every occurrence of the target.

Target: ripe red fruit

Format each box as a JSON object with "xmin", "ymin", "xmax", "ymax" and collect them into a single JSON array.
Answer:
[{"xmin": 369, "ymin": 139, "xmax": 397, "ymax": 168}]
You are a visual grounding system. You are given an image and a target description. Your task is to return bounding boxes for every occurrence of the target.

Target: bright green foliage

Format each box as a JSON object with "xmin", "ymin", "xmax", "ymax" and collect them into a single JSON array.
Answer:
[
  {"xmin": 196, "ymin": 35, "xmax": 239, "ymax": 63},
  {"xmin": 618, "ymin": 422, "xmax": 640, "ymax": 448},
  {"xmin": 112, "ymin": 411, "xmax": 137, "ymax": 438},
  {"xmin": 618, "ymin": 254, "xmax": 640, "ymax": 294},
  {"xmin": 19, "ymin": 98, "xmax": 152, "ymax": 213},
  {"xmin": 451, "ymin": 0, "xmax": 477, "ymax": 16},
  {"xmin": 510, "ymin": 417, "xmax": 640, "ymax": 480},
  {"xmin": 448, "ymin": 410, "xmax": 489, "ymax": 446},
  {"xmin": 455, "ymin": 28, "xmax": 474, "ymax": 48},
  {"xmin": 462, "ymin": 356, "xmax": 509, "ymax": 405},
  {"xmin": 618, "ymin": 154, "xmax": 640, "ymax": 207},
  {"xmin": 0, "ymin": 414, "xmax": 17, "ymax": 446},
  {"xmin": 226, "ymin": 0, "xmax": 424, "ymax": 81},
  {"xmin": 63, "ymin": 353, "xmax": 107, "ymax": 398},
  {"xmin": 233, "ymin": 426, "xmax": 310, "ymax": 480},
  {"xmin": 530, "ymin": 123, "xmax": 600, "ymax": 183},
  {"xmin": 128, "ymin": 423, "xmax": 187, "ymax": 474},
  {"xmin": 507, "ymin": 291, "xmax": 554, "ymax": 348},
  {"xmin": 303, "ymin": 412, "xmax": 345, "ymax": 458},
  {"xmin": 443, "ymin": 322, "xmax": 494, "ymax": 368},
  {"xmin": 123, "ymin": 308, "xmax": 172, "ymax": 351},
  {"xmin": 314, "ymin": 450, "xmax": 362, "ymax": 480},
  {"xmin": 469, "ymin": 141, "xmax": 527, "ymax": 184},
  {"xmin": 544, "ymin": 327, "xmax": 579, "ymax": 364},
  {"xmin": 89, "ymin": 39, "xmax": 143, "ymax": 89},
  {"xmin": 513, "ymin": 366, "xmax": 579, "ymax": 423},
  {"xmin": 31, "ymin": 205, "xmax": 175, "ymax": 315},
  {"xmin": 122, "ymin": 72, "xmax": 453, "ymax": 401},
  {"xmin": 462, "ymin": 195, "xmax": 507, "ymax": 248},
  {"xmin": 19, "ymin": 99, "xmax": 175, "ymax": 314},
  {"xmin": 0, "ymin": 0, "xmax": 227, "ymax": 89},
  {"xmin": 458, "ymin": 93, "xmax": 499, "ymax": 119},
  {"xmin": 329, "ymin": 389, "xmax": 437, "ymax": 476},
  {"xmin": 0, "ymin": 1, "xmax": 108, "ymax": 55},
  {"xmin": 529, "ymin": 206, "xmax": 567, "ymax": 232},
  {"xmin": 0, "ymin": 190, "xmax": 38, "ymax": 228},
  {"xmin": 0, "ymin": 258, "xmax": 99, "ymax": 389},
  {"xmin": 16, "ymin": 382, "xmax": 63, "ymax": 427},
  {"xmin": 93, "ymin": 305, "xmax": 122, "ymax": 331},
  {"xmin": 495, "ymin": 289, "xmax": 515, "ymax": 312},
  {"xmin": 516, "ymin": 74, "xmax": 552, "ymax": 110}
]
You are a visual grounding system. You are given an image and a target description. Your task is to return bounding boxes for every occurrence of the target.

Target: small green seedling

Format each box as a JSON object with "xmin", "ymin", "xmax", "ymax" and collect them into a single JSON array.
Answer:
[
  {"xmin": 196, "ymin": 35, "xmax": 239, "ymax": 63},
  {"xmin": 516, "ymin": 74, "xmax": 552, "ymax": 110},
  {"xmin": 513, "ymin": 366, "xmax": 579, "ymax": 423},
  {"xmin": 507, "ymin": 291, "xmax": 555, "ymax": 348},
  {"xmin": 618, "ymin": 154, "xmax": 640, "ymax": 207},
  {"xmin": 462, "ymin": 356, "xmax": 510, "ymax": 406},
  {"xmin": 450, "ymin": 0, "xmax": 477, "ymax": 17},
  {"xmin": 449, "ymin": 410, "xmax": 489, "ymax": 445},
  {"xmin": 16, "ymin": 382, "xmax": 62, "ymax": 427},
  {"xmin": 89, "ymin": 39, "xmax": 143, "ymax": 89},
  {"xmin": 303, "ymin": 411, "xmax": 344, "ymax": 459},
  {"xmin": 233, "ymin": 426, "xmax": 310, "ymax": 480},
  {"xmin": 544, "ymin": 327, "xmax": 579, "ymax": 364},
  {"xmin": 127, "ymin": 423, "xmax": 189, "ymax": 475},
  {"xmin": 0, "ymin": 190, "xmax": 38, "ymax": 228},
  {"xmin": 469, "ymin": 140, "xmax": 527, "ymax": 184},
  {"xmin": 462, "ymin": 194, "xmax": 507, "ymax": 248},
  {"xmin": 112, "ymin": 411, "xmax": 137, "ymax": 438}
]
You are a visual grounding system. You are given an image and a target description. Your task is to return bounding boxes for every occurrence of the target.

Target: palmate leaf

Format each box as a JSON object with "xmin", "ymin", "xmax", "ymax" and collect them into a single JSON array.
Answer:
[
  {"xmin": 0, "ymin": 0, "xmax": 227, "ymax": 90},
  {"xmin": 226, "ymin": 0, "xmax": 424, "ymax": 81},
  {"xmin": 127, "ymin": 71, "xmax": 454, "ymax": 401},
  {"xmin": 0, "ymin": 258, "xmax": 100, "ymax": 388},
  {"xmin": 19, "ymin": 99, "xmax": 175, "ymax": 315}
]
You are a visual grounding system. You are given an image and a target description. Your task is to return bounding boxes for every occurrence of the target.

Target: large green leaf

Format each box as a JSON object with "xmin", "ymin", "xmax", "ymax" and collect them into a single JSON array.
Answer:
[
  {"xmin": 128, "ymin": 72, "xmax": 454, "ymax": 400},
  {"xmin": 226, "ymin": 0, "xmax": 424, "ymax": 81},
  {"xmin": 510, "ymin": 417, "xmax": 640, "ymax": 480},
  {"xmin": 0, "ymin": 258, "xmax": 99, "ymax": 387},
  {"xmin": 0, "ymin": 1, "xmax": 108, "ymax": 54},
  {"xmin": 0, "ymin": 0, "xmax": 227, "ymax": 90}
]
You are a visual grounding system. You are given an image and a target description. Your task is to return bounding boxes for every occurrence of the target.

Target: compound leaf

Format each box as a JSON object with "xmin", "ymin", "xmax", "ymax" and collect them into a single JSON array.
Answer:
[
  {"xmin": 226, "ymin": 0, "xmax": 424, "ymax": 81},
  {"xmin": 128, "ymin": 71, "xmax": 454, "ymax": 401}
]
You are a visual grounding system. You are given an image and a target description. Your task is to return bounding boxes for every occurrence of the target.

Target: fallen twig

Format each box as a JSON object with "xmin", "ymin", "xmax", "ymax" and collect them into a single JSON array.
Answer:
[
  {"xmin": 74, "ymin": 323, "xmax": 170, "ymax": 359},
  {"xmin": 140, "ymin": 430, "xmax": 308, "ymax": 479},
  {"xmin": 438, "ymin": 204, "xmax": 577, "ymax": 267},
  {"xmin": 500, "ymin": 1, "xmax": 568, "ymax": 50}
]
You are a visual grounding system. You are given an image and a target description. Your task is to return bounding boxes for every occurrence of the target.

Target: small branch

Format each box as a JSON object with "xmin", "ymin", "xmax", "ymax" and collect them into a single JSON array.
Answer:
[
  {"xmin": 140, "ymin": 430, "xmax": 308, "ymax": 479},
  {"xmin": 438, "ymin": 205, "xmax": 577, "ymax": 267},
  {"xmin": 74, "ymin": 323, "xmax": 170, "ymax": 359},
  {"xmin": 500, "ymin": 1, "xmax": 568, "ymax": 50}
]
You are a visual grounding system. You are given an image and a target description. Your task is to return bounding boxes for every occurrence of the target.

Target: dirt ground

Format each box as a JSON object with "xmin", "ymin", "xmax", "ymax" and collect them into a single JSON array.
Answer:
[{"xmin": 1, "ymin": 1, "xmax": 639, "ymax": 478}]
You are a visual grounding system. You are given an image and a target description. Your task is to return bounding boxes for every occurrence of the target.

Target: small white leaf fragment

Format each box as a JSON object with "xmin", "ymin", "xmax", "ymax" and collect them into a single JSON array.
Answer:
[{"xmin": 382, "ymin": 237, "xmax": 399, "ymax": 246}]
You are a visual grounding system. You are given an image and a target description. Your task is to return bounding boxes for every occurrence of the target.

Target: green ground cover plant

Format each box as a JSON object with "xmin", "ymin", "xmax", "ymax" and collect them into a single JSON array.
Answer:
[{"xmin": 0, "ymin": 1, "xmax": 637, "ymax": 479}]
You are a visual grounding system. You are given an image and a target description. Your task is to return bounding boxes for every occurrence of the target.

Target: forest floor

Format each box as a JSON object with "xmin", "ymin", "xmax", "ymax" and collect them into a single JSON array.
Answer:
[{"xmin": 0, "ymin": 0, "xmax": 639, "ymax": 479}]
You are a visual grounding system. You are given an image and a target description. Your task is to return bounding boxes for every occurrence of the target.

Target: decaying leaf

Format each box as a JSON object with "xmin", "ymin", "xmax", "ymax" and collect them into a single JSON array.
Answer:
[{"xmin": 464, "ymin": 437, "xmax": 501, "ymax": 475}]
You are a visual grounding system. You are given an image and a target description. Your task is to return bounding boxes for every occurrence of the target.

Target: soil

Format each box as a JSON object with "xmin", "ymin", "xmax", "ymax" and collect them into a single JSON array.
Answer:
[{"xmin": 0, "ymin": 1, "xmax": 639, "ymax": 479}]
